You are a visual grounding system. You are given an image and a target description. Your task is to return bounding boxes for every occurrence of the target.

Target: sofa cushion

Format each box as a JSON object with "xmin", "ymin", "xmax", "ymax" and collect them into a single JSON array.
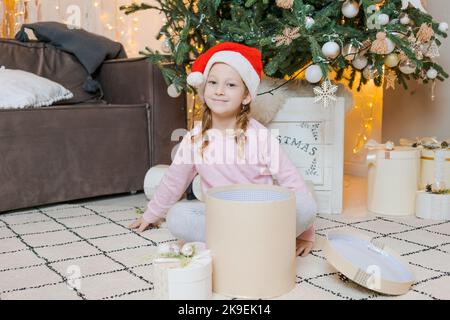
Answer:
[
  {"xmin": 16, "ymin": 22, "xmax": 127, "ymax": 74},
  {"xmin": 0, "ymin": 39, "xmax": 99, "ymax": 104},
  {"xmin": 0, "ymin": 67, "xmax": 73, "ymax": 108}
]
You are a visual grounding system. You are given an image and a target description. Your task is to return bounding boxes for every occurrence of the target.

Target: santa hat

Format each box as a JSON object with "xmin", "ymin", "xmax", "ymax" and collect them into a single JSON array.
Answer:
[{"xmin": 187, "ymin": 42, "xmax": 262, "ymax": 99}]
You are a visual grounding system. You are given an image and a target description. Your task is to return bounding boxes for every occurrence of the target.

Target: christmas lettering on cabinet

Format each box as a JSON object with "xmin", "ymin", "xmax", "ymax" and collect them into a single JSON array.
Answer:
[{"xmin": 268, "ymin": 97, "xmax": 345, "ymax": 214}]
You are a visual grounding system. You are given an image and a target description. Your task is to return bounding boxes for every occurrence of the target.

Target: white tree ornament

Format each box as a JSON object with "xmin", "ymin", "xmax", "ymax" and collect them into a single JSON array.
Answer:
[
  {"xmin": 167, "ymin": 83, "xmax": 181, "ymax": 98},
  {"xmin": 401, "ymin": 0, "xmax": 427, "ymax": 13},
  {"xmin": 313, "ymin": 79, "xmax": 338, "ymax": 108}
]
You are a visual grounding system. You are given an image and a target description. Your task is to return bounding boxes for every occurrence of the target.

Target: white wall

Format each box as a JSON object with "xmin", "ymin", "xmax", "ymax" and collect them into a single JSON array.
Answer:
[
  {"xmin": 383, "ymin": 0, "xmax": 450, "ymax": 142},
  {"xmin": 31, "ymin": 0, "xmax": 165, "ymax": 56}
]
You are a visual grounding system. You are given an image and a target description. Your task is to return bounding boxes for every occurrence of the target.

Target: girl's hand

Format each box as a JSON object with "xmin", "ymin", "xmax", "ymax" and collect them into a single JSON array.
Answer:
[
  {"xmin": 129, "ymin": 217, "xmax": 153, "ymax": 233},
  {"xmin": 296, "ymin": 238, "xmax": 313, "ymax": 257}
]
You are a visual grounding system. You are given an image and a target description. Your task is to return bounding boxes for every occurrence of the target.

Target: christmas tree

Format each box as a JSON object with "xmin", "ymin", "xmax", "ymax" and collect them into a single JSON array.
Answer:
[{"xmin": 120, "ymin": 0, "xmax": 448, "ymax": 96}]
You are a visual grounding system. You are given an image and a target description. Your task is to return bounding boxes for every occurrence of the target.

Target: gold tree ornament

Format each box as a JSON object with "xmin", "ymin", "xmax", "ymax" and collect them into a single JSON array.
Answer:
[
  {"xmin": 370, "ymin": 32, "xmax": 388, "ymax": 54},
  {"xmin": 416, "ymin": 23, "xmax": 434, "ymax": 43},
  {"xmin": 276, "ymin": 0, "xmax": 294, "ymax": 10},
  {"xmin": 274, "ymin": 26, "xmax": 300, "ymax": 46},
  {"xmin": 424, "ymin": 41, "xmax": 440, "ymax": 59},
  {"xmin": 406, "ymin": 34, "xmax": 421, "ymax": 60},
  {"xmin": 385, "ymin": 69, "xmax": 397, "ymax": 90},
  {"xmin": 398, "ymin": 51, "xmax": 408, "ymax": 62},
  {"xmin": 342, "ymin": 43, "xmax": 359, "ymax": 61}
]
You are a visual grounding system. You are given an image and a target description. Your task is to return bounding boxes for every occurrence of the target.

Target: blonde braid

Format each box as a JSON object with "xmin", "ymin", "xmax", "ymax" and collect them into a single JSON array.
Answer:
[
  {"xmin": 193, "ymin": 103, "xmax": 213, "ymax": 158},
  {"xmin": 235, "ymin": 102, "xmax": 250, "ymax": 160}
]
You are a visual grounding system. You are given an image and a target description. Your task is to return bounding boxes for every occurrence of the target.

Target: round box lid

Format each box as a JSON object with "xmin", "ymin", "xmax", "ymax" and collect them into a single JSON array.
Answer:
[
  {"xmin": 324, "ymin": 230, "xmax": 414, "ymax": 295},
  {"xmin": 369, "ymin": 146, "xmax": 420, "ymax": 160},
  {"xmin": 421, "ymin": 148, "xmax": 450, "ymax": 159}
]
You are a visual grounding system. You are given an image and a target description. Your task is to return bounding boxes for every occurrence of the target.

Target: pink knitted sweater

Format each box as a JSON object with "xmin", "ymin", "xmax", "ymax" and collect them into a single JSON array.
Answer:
[{"xmin": 143, "ymin": 118, "xmax": 315, "ymax": 241}]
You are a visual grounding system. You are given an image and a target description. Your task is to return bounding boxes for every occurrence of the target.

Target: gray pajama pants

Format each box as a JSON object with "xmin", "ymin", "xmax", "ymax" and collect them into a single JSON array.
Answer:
[{"xmin": 165, "ymin": 191, "xmax": 317, "ymax": 243}]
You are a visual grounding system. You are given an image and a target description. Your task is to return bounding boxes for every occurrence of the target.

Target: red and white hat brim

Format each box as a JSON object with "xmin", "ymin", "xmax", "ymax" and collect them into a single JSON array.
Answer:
[{"xmin": 188, "ymin": 50, "xmax": 260, "ymax": 100}]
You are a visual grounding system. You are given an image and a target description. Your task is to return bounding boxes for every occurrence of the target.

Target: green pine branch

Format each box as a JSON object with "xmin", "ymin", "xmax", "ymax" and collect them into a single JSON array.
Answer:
[{"xmin": 120, "ymin": 0, "xmax": 448, "ymax": 94}]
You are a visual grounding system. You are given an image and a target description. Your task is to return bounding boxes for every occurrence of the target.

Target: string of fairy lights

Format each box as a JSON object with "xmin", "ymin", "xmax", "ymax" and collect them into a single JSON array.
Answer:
[{"xmin": 0, "ymin": 0, "xmax": 143, "ymax": 56}]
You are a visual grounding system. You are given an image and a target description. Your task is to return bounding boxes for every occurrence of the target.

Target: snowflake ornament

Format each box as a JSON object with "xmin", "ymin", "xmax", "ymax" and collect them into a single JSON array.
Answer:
[
  {"xmin": 313, "ymin": 79, "xmax": 338, "ymax": 108},
  {"xmin": 274, "ymin": 26, "xmax": 300, "ymax": 46},
  {"xmin": 424, "ymin": 41, "xmax": 440, "ymax": 59}
]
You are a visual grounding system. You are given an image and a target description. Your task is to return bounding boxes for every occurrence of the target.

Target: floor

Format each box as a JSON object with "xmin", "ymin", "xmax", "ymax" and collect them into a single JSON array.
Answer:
[{"xmin": 0, "ymin": 176, "xmax": 449, "ymax": 300}]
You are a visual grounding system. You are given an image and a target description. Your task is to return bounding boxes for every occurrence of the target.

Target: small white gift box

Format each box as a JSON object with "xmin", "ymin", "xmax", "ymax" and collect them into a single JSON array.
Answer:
[
  {"xmin": 415, "ymin": 190, "xmax": 450, "ymax": 220},
  {"xmin": 152, "ymin": 242, "xmax": 212, "ymax": 300},
  {"xmin": 367, "ymin": 146, "xmax": 420, "ymax": 216}
]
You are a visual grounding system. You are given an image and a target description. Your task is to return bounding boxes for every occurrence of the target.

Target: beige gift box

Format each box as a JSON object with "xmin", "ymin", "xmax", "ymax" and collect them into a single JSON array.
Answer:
[
  {"xmin": 205, "ymin": 184, "xmax": 296, "ymax": 299},
  {"xmin": 367, "ymin": 147, "xmax": 420, "ymax": 216},
  {"xmin": 324, "ymin": 230, "xmax": 414, "ymax": 295},
  {"xmin": 419, "ymin": 149, "xmax": 450, "ymax": 189}
]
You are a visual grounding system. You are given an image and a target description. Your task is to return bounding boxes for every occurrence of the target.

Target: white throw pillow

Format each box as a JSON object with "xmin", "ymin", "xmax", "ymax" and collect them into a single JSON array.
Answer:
[{"xmin": 0, "ymin": 66, "xmax": 73, "ymax": 109}]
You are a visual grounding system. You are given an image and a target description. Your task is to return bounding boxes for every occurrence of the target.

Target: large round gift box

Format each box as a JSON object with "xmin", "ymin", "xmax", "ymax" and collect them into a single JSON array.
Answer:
[
  {"xmin": 367, "ymin": 147, "xmax": 420, "ymax": 216},
  {"xmin": 205, "ymin": 184, "xmax": 296, "ymax": 298}
]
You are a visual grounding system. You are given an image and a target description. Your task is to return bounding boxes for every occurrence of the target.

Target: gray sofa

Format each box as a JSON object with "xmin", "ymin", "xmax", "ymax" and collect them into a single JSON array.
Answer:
[{"xmin": 0, "ymin": 39, "xmax": 187, "ymax": 213}]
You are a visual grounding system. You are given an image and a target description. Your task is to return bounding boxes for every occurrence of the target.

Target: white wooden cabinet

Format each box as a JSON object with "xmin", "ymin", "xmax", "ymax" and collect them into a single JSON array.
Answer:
[{"xmin": 268, "ymin": 97, "xmax": 345, "ymax": 214}]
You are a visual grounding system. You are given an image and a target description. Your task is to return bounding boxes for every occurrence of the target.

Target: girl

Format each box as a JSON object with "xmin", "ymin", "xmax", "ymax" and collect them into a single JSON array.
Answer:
[{"xmin": 129, "ymin": 42, "xmax": 317, "ymax": 257}]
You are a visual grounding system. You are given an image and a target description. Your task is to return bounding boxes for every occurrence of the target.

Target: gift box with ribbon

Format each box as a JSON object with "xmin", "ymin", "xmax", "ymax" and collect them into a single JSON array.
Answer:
[
  {"xmin": 152, "ymin": 242, "xmax": 212, "ymax": 300},
  {"xmin": 420, "ymin": 148, "xmax": 450, "ymax": 189},
  {"xmin": 413, "ymin": 145, "xmax": 450, "ymax": 220},
  {"xmin": 400, "ymin": 137, "xmax": 450, "ymax": 190},
  {"xmin": 365, "ymin": 140, "xmax": 420, "ymax": 216}
]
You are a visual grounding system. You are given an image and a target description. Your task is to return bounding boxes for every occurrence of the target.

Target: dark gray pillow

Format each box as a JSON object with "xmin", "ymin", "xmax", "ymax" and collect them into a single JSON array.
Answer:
[{"xmin": 15, "ymin": 21, "xmax": 127, "ymax": 93}]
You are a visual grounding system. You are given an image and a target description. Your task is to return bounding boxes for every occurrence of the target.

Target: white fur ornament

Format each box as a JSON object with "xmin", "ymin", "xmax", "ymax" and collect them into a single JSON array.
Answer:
[
  {"xmin": 250, "ymin": 77, "xmax": 291, "ymax": 125},
  {"xmin": 251, "ymin": 78, "xmax": 355, "ymax": 125}
]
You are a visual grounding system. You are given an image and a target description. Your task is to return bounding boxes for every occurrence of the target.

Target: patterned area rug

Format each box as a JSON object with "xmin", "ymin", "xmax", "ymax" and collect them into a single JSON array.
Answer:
[{"xmin": 0, "ymin": 193, "xmax": 449, "ymax": 300}]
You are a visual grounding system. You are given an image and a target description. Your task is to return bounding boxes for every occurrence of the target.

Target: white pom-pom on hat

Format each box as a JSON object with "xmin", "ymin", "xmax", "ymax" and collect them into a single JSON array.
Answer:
[{"xmin": 187, "ymin": 71, "xmax": 205, "ymax": 87}]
